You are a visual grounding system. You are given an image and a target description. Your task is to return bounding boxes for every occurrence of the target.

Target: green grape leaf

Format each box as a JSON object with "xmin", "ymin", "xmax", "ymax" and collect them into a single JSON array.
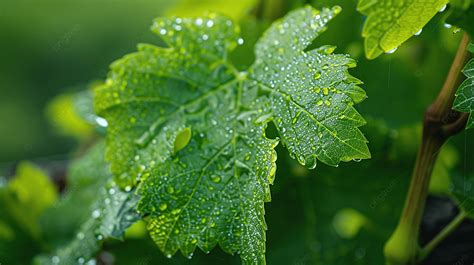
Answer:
[
  {"xmin": 453, "ymin": 55, "xmax": 474, "ymax": 128},
  {"xmin": 450, "ymin": 173, "xmax": 474, "ymax": 218},
  {"xmin": 358, "ymin": 0, "xmax": 447, "ymax": 59},
  {"xmin": 95, "ymin": 6, "xmax": 369, "ymax": 263}
]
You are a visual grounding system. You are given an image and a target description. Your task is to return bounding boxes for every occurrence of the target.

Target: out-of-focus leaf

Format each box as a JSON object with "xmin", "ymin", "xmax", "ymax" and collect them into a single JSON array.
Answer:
[
  {"xmin": 46, "ymin": 82, "xmax": 107, "ymax": 140},
  {"xmin": 167, "ymin": 0, "xmax": 257, "ymax": 20},
  {"xmin": 46, "ymin": 91, "xmax": 94, "ymax": 139},
  {"xmin": 357, "ymin": 0, "xmax": 447, "ymax": 59},
  {"xmin": 0, "ymin": 162, "xmax": 58, "ymax": 264},
  {"xmin": 40, "ymin": 141, "xmax": 111, "ymax": 247}
]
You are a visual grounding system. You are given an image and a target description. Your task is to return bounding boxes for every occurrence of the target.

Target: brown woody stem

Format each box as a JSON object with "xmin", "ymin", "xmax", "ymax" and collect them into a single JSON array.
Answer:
[{"xmin": 384, "ymin": 33, "xmax": 470, "ymax": 265}]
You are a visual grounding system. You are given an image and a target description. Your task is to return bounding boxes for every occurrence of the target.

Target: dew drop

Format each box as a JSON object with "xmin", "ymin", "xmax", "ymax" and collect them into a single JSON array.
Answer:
[
  {"xmin": 91, "ymin": 209, "xmax": 101, "ymax": 219},
  {"xmin": 95, "ymin": 117, "xmax": 108, "ymax": 127},
  {"xmin": 444, "ymin": 23, "xmax": 452, "ymax": 28},
  {"xmin": 314, "ymin": 71, "xmax": 321, "ymax": 79},
  {"xmin": 306, "ymin": 156, "xmax": 317, "ymax": 169},
  {"xmin": 202, "ymin": 34, "xmax": 209, "ymax": 40},
  {"xmin": 195, "ymin": 18, "xmax": 203, "ymax": 26},
  {"xmin": 211, "ymin": 175, "xmax": 221, "ymax": 183},
  {"xmin": 415, "ymin": 29, "xmax": 422, "ymax": 36},
  {"xmin": 386, "ymin": 47, "xmax": 397, "ymax": 54},
  {"xmin": 77, "ymin": 232, "xmax": 85, "ymax": 240},
  {"xmin": 159, "ymin": 29, "xmax": 167, "ymax": 35},
  {"xmin": 237, "ymin": 38, "xmax": 244, "ymax": 45},
  {"xmin": 206, "ymin": 20, "xmax": 214, "ymax": 27},
  {"xmin": 78, "ymin": 257, "xmax": 85, "ymax": 264},
  {"xmin": 439, "ymin": 4, "xmax": 447, "ymax": 12}
]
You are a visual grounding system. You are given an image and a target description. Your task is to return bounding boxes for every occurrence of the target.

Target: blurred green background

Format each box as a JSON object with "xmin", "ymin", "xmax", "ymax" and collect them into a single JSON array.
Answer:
[{"xmin": 1, "ymin": 0, "xmax": 472, "ymax": 264}]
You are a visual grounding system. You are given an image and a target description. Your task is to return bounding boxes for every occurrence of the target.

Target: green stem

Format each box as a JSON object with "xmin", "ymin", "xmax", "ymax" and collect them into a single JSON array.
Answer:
[
  {"xmin": 418, "ymin": 211, "xmax": 467, "ymax": 261},
  {"xmin": 384, "ymin": 33, "xmax": 470, "ymax": 265}
]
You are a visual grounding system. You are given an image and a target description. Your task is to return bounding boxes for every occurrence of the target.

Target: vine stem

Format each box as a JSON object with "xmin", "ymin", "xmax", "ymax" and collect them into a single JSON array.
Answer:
[
  {"xmin": 418, "ymin": 211, "xmax": 467, "ymax": 261},
  {"xmin": 384, "ymin": 33, "xmax": 470, "ymax": 265}
]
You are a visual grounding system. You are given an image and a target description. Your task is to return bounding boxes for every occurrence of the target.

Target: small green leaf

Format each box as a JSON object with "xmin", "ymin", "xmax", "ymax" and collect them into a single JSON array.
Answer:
[
  {"xmin": 95, "ymin": 6, "xmax": 369, "ymax": 263},
  {"xmin": 167, "ymin": 0, "xmax": 257, "ymax": 20},
  {"xmin": 468, "ymin": 43, "xmax": 474, "ymax": 52},
  {"xmin": 1, "ymin": 162, "xmax": 58, "ymax": 236},
  {"xmin": 358, "ymin": 0, "xmax": 447, "ymax": 59},
  {"xmin": 332, "ymin": 208, "xmax": 368, "ymax": 239},
  {"xmin": 46, "ymin": 90, "xmax": 94, "ymax": 139},
  {"xmin": 453, "ymin": 54, "xmax": 474, "ymax": 128}
]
